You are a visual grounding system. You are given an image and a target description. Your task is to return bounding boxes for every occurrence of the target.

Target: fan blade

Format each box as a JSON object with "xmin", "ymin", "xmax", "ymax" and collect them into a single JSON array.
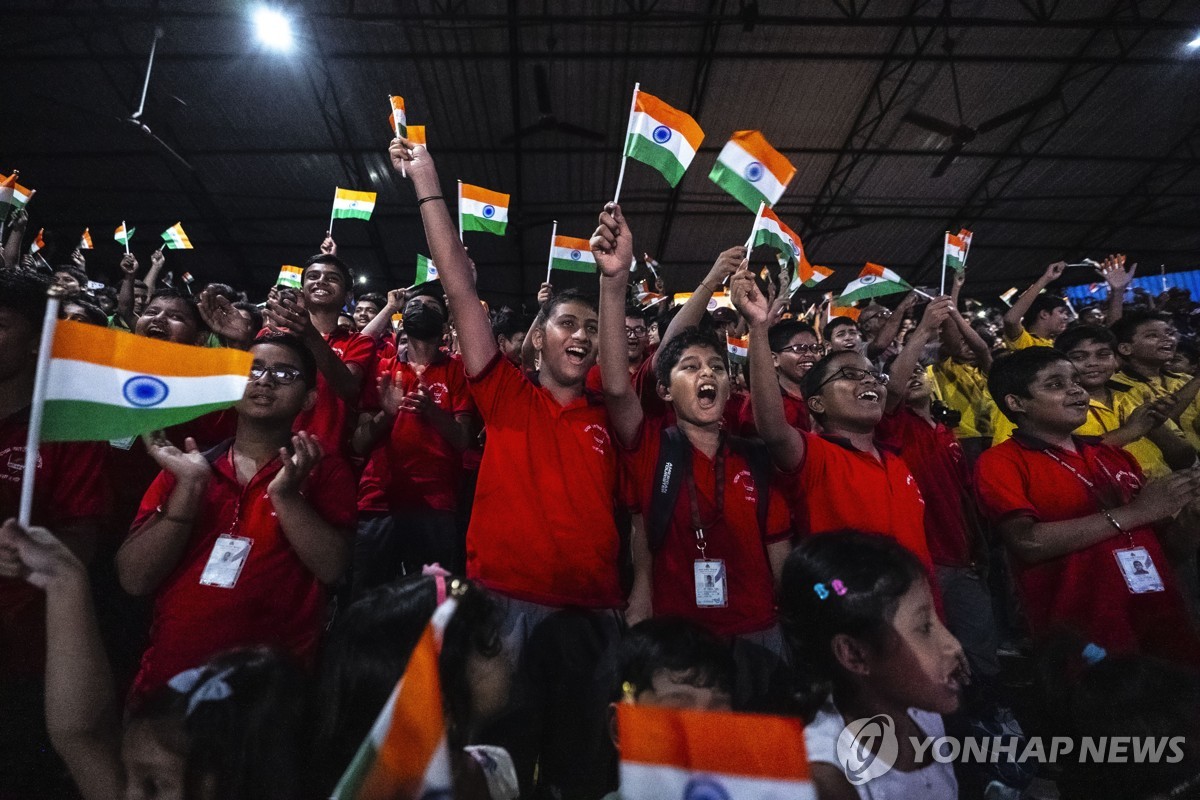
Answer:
[
  {"xmin": 129, "ymin": 120, "xmax": 196, "ymax": 172},
  {"xmin": 554, "ymin": 120, "xmax": 607, "ymax": 142},
  {"xmin": 499, "ymin": 117, "xmax": 554, "ymax": 145},
  {"xmin": 975, "ymin": 92, "xmax": 1058, "ymax": 134},
  {"xmin": 901, "ymin": 110, "xmax": 961, "ymax": 138},
  {"xmin": 533, "ymin": 64, "xmax": 552, "ymax": 116},
  {"xmin": 930, "ymin": 141, "xmax": 965, "ymax": 178}
]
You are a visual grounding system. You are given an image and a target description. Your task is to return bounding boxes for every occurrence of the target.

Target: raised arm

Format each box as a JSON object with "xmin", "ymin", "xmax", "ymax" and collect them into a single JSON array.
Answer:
[
  {"xmin": 116, "ymin": 253, "xmax": 140, "ymax": 329},
  {"xmin": 1097, "ymin": 253, "xmax": 1135, "ymax": 327},
  {"xmin": 521, "ymin": 283, "xmax": 552, "ymax": 373},
  {"xmin": 1, "ymin": 209, "xmax": 29, "ymax": 270},
  {"xmin": 592, "ymin": 202, "xmax": 643, "ymax": 448},
  {"xmin": 389, "ymin": 137, "xmax": 497, "ymax": 377},
  {"xmin": 653, "ymin": 246, "xmax": 745, "ymax": 369},
  {"xmin": 730, "ymin": 267, "xmax": 806, "ymax": 471},
  {"xmin": 361, "ymin": 288, "xmax": 407, "ymax": 342},
  {"xmin": 1003, "ymin": 260, "xmax": 1065, "ymax": 340},
  {"xmin": 867, "ymin": 292, "xmax": 917, "ymax": 360},
  {"xmin": 885, "ymin": 296, "xmax": 952, "ymax": 413},
  {"xmin": 144, "ymin": 247, "xmax": 166, "ymax": 292}
]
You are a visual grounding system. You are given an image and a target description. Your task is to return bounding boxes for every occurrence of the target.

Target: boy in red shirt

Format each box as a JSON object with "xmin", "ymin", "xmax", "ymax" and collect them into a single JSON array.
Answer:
[
  {"xmin": 117, "ymin": 334, "xmax": 357, "ymax": 696},
  {"xmin": 736, "ymin": 319, "xmax": 819, "ymax": 437},
  {"xmin": 593, "ymin": 205, "xmax": 791, "ymax": 646},
  {"xmin": 975, "ymin": 346, "xmax": 1200, "ymax": 665}
]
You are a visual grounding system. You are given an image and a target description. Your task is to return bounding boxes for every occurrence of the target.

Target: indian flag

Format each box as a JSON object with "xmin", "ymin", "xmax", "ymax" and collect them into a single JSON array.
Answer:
[
  {"xmin": 837, "ymin": 262, "xmax": 912, "ymax": 304},
  {"xmin": 624, "ymin": 90, "xmax": 704, "ymax": 187},
  {"xmin": 332, "ymin": 598, "xmax": 457, "ymax": 800},
  {"xmin": 789, "ymin": 256, "xmax": 833, "ymax": 294},
  {"xmin": 277, "ymin": 265, "xmax": 303, "ymax": 289},
  {"xmin": 30, "ymin": 228, "xmax": 45, "ymax": 254},
  {"xmin": 829, "ymin": 305, "xmax": 861, "ymax": 323},
  {"xmin": 39, "ymin": 320, "xmax": 252, "ymax": 442},
  {"xmin": 671, "ymin": 291, "xmax": 732, "ymax": 311},
  {"xmin": 616, "ymin": 704, "xmax": 813, "ymax": 800},
  {"xmin": 161, "ymin": 222, "xmax": 193, "ymax": 250},
  {"xmin": 333, "ymin": 188, "xmax": 377, "ymax": 222},
  {"xmin": 114, "ymin": 223, "xmax": 136, "ymax": 246},
  {"xmin": 79, "ymin": 229, "xmax": 94, "ymax": 250},
  {"xmin": 727, "ymin": 334, "xmax": 749, "ymax": 364},
  {"xmin": 709, "ymin": 130, "xmax": 796, "ymax": 213},
  {"xmin": 750, "ymin": 207, "xmax": 802, "ymax": 267},
  {"xmin": 460, "ymin": 183, "xmax": 509, "ymax": 236},
  {"xmin": 388, "ymin": 95, "xmax": 407, "ymax": 136},
  {"xmin": 549, "ymin": 235, "xmax": 597, "ymax": 274},
  {"xmin": 944, "ymin": 231, "xmax": 968, "ymax": 272},
  {"xmin": 407, "ymin": 126, "xmax": 426, "ymax": 146},
  {"xmin": 0, "ymin": 173, "xmax": 34, "ymax": 213},
  {"xmin": 414, "ymin": 254, "xmax": 438, "ymax": 284},
  {"xmin": 1000, "ymin": 287, "xmax": 1018, "ymax": 306}
]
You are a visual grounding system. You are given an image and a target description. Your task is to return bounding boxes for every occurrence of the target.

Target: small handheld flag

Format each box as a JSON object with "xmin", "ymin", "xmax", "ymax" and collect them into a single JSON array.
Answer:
[
  {"xmin": 406, "ymin": 126, "xmax": 426, "ymax": 147},
  {"xmin": 29, "ymin": 228, "xmax": 45, "ymax": 254},
  {"xmin": 838, "ymin": 263, "xmax": 913, "ymax": 305},
  {"xmin": 161, "ymin": 223, "xmax": 193, "ymax": 250},
  {"xmin": 1000, "ymin": 288, "xmax": 1018, "ymax": 306},
  {"xmin": 414, "ymin": 254, "xmax": 438, "ymax": 284},
  {"xmin": 710, "ymin": 130, "xmax": 796, "ymax": 213},
  {"xmin": 78, "ymin": 229, "xmax": 94, "ymax": 250},
  {"xmin": 0, "ymin": 172, "xmax": 35, "ymax": 223},
  {"xmin": 794, "ymin": 259, "xmax": 833, "ymax": 292},
  {"xmin": 331, "ymin": 188, "xmax": 377, "ymax": 228},
  {"xmin": 458, "ymin": 182, "xmax": 509, "ymax": 237},
  {"xmin": 277, "ymin": 265, "xmax": 303, "ymax": 289},
  {"xmin": 747, "ymin": 206, "xmax": 802, "ymax": 267},
  {"xmin": 115, "ymin": 222, "xmax": 135, "ymax": 254},
  {"xmin": 727, "ymin": 334, "xmax": 749, "ymax": 364},
  {"xmin": 388, "ymin": 95, "xmax": 407, "ymax": 137},
  {"xmin": 614, "ymin": 85, "xmax": 704, "ymax": 201},
  {"xmin": 548, "ymin": 235, "xmax": 597, "ymax": 275}
]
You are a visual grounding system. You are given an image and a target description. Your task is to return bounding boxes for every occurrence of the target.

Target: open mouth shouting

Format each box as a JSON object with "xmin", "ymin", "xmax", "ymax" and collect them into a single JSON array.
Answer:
[
  {"xmin": 857, "ymin": 388, "xmax": 882, "ymax": 404},
  {"xmin": 142, "ymin": 322, "xmax": 171, "ymax": 340},
  {"xmin": 696, "ymin": 380, "xmax": 719, "ymax": 409},
  {"xmin": 564, "ymin": 344, "xmax": 591, "ymax": 366}
]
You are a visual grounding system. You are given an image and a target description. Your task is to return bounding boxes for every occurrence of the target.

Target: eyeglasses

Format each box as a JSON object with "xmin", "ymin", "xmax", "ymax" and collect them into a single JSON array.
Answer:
[
  {"xmin": 625, "ymin": 326, "xmax": 648, "ymax": 338},
  {"xmin": 249, "ymin": 365, "xmax": 304, "ymax": 385},
  {"xmin": 816, "ymin": 366, "xmax": 888, "ymax": 391},
  {"xmin": 778, "ymin": 343, "xmax": 824, "ymax": 355}
]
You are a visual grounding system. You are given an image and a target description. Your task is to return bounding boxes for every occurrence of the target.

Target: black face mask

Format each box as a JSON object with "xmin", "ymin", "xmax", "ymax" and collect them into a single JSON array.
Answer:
[{"xmin": 403, "ymin": 305, "xmax": 445, "ymax": 340}]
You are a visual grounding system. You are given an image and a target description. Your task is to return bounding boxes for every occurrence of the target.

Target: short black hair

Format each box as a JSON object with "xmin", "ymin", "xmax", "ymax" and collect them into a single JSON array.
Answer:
[
  {"xmin": 1021, "ymin": 294, "xmax": 1068, "ymax": 329},
  {"xmin": 768, "ymin": 319, "xmax": 818, "ymax": 354},
  {"xmin": 624, "ymin": 304, "xmax": 650, "ymax": 324},
  {"xmin": 615, "ymin": 617, "xmax": 734, "ymax": 702},
  {"xmin": 303, "ymin": 253, "xmax": 353, "ymax": 286},
  {"xmin": 355, "ymin": 292, "xmax": 385, "ymax": 310},
  {"xmin": 654, "ymin": 326, "xmax": 726, "ymax": 389},
  {"xmin": 1056, "ymin": 324, "xmax": 1117, "ymax": 353},
  {"xmin": 60, "ymin": 297, "xmax": 109, "ymax": 327},
  {"xmin": 0, "ymin": 270, "xmax": 51, "ymax": 327},
  {"xmin": 821, "ymin": 315, "xmax": 858, "ymax": 341},
  {"xmin": 254, "ymin": 332, "xmax": 318, "ymax": 388},
  {"xmin": 53, "ymin": 265, "xmax": 88, "ymax": 285},
  {"xmin": 233, "ymin": 301, "xmax": 264, "ymax": 335},
  {"xmin": 1110, "ymin": 310, "xmax": 1172, "ymax": 346},
  {"xmin": 988, "ymin": 346, "xmax": 1072, "ymax": 423},
  {"xmin": 539, "ymin": 288, "xmax": 597, "ymax": 322},
  {"xmin": 409, "ymin": 284, "xmax": 447, "ymax": 316},
  {"xmin": 800, "ymin": 350, "xmax": 864, "ymax": 401},
  {"xmin": 143, "ymin": 288, "xmax": 207, "ymax": 333},
  {"xmin": 491, "ymin": 306, "xmax": 530, "ymax": 339}
]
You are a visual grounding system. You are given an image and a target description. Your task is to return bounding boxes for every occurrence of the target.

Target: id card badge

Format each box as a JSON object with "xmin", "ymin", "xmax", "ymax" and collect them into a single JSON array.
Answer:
[
  {"xmin": 1114, "ymin": 546, "xmax": 1165, "ymax": 594},
  {"xmin": 109, "ymin": 435, "xmax": 136, "ymax": 451},
  {"xmin": 199, "ymin": 534, "xmax": 253, "ymax": 589},
  {"xmin": 694, "ymin": 559, "xmax": 728, "ymax": 608}
]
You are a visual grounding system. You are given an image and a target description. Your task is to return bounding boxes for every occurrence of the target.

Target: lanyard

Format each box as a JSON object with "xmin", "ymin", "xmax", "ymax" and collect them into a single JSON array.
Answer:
[
  {"xmin": 1039, "ymin": 446, "xmax": 1129, "ymax": 511},
  {"xmin": 685, "ymin": 438, "xmax": 725, "ymax": 556}
]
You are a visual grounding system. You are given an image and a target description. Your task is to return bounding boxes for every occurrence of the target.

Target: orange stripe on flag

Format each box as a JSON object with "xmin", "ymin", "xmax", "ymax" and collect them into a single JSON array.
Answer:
[
  {"xmin": 553, "ymin": 235, "xmax": 591, "ymax": 250},
  {"xmin": 407, "ymin": 125, "xmax": 426, "ymax": 145},
  {"xmin": 730, "ymin": 130, "xmax": 796, "ymax": 185},
  {"xmin": 617, "ymin": 704, "xmax": 809, "ymax": 780},
  {"xmin": 50, "ymin": 320, "xmax": 252, "ymax": 378},
  {"xmin": 863, "ymin": 262, "xmax": 887, "ymax": 278},
  {"xmin": 390, "ymin": 95, "xmax": 405, "ymax": 114},
  {"xmin": 635, "ymin": 91, "xmax": 704, "ymax": 150},
  {"xmin": 461, "ymin": 183, "xmax": 510, "ymax": 207}
]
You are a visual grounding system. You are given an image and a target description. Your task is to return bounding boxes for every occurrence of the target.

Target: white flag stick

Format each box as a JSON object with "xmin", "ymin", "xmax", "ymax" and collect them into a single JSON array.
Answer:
[
  {"xmin": 612, "ymin": 82, "xmax": 640, "ymax": 205},
  {"xmin": 328, "ymin": 190, "xmax": 337, "ymax": 239},
  {"xmin": 744, "ymin": 202, "xmax": 765, "ymax": 253},
  {"xmin": 545, "ymin": 220, "xmax": 558, "ymax": 285},
  {"xmin": 19, "ymin": 290, "xmax": 63, "ymax": 526},
  {"xmin": 643, "ymin": 254, "xmax": 660, "ymax": 280},
  {"xmin": 457, "ymin": 180, "xmax": 464, "ymax": 242},
  {"xmin": 390, "ymin": 96, "xmax": 406, "ymax": 178},
  {"xmin": 122, "ymin": 219, "xmax": 130, "ymax": 255},
  {"xmin": 1162, "ymin": 263, "xmax": 1167, "ymax": 293},
  {"xmin": 939, "ymin": 230, "xmax": 949, "ymax": 296}
]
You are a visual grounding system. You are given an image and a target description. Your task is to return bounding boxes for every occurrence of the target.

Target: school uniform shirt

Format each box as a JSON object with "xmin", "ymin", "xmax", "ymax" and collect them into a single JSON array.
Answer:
[
  {"xmin": 0, "ymin": 409, "xmax": 112, "ymax": 677},
  {"xmin": 877, "ymin": 408, "xmax": 976, "ymax": 568},
  {"xmin": 783, "ymin": 431, "xmax": 934, "ymax": 572},
  {"xmin": 466, "ymin": 353, "xmax": 623, "ymax": 608},
  {"xmin": 291, "ymin": 328, "xmax": 376, "ymax": 455},
  {"xmin": 1075, "ymin": 386, "xmax": 1174, "ymax": 479},
  {"xmin": 1111, "ymin": 367, "xmax": 1200, "ymax": 454},
  {"xmin": 736, "ymin": 386, "xmax": 812, "ymax": 437},
  {"xmin": 932, "ymin": 358, "xmax": 993, "ymax": 441},
  {"xmin": 620, "ymin": 418, "xmax": 792, "ymax": 636},
  {"xmin": 359, "ymin": 350, "xmax": 475, "ymax": 513},
  {"xmin": 129, "ymin": 441, "xmax": 357, "ymax": 695},
  {"xmin": 974, "ymin": 431, "xmax": 1200, "ymax": 665}
]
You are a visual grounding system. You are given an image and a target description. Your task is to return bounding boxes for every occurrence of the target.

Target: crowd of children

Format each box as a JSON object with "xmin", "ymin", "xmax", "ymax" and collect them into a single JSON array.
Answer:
[{"xmin": 1, "ymin": 135, "xmax": 1199, "ymax": 800}]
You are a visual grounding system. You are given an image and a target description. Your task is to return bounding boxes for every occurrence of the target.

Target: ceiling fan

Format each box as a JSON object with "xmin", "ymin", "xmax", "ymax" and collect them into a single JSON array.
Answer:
[
  {"xmin": 122, "ymin": 28, "xmax": 196, "ymax": 173},
  {"xmin": 501, "ymin": 64, "xmax": 606, "ymax": 145}
]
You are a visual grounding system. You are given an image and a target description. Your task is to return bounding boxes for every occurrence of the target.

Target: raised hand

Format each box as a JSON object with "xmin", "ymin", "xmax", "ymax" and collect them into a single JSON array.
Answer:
[
  {"xmin": 70, "ymin": 248, "xmax": 86, "ymax": 269},
  {"xmin": 388, "ymin": 135, "xmax": 433, "ymax": 180},
  {"xmin": 1042, "ymin": 260, "xmax": 1067, "ymax": 283},
  {"xmin": 264, "ymin": 292, "xmax": 314, "ymax": 340},
  {"xmin": 917, "ymin": 296, "xmax": 955, "ymax": 335},
  {"xmin": 268, "ymin": 432, "xmax": 324, "ymax": 498},
  {"xmin": 120, "ymin": 253, "xmax": 139, "ymax": 276},
  {"xmin": 536, "ymin": 282, "xmax": 553, "ymax": 305},
  {"xmin": 320, "ymin": 232, "xmax": 337, "ymax": 256},
  {"xmin": 0, "ymin": 518, "xmax": 85, "ymax": 591},
  {"xmin": 1096, "ymin": 253, "xmax": 1136, "ymax": 291},
  {"xmin": 730, "ymin": 267, "xmax": 769, "ymax": 327},
  {"xmin": 704, "ymin": 246, "xmax": 747, "ymax": 290},
  {"xmin": 9, "ymin": 208, "xmax": 28, "ymax": 233},
  {"xmin": 198, "ymin": 288, "xmax": 256, "ymax": 342},
  {"xmin": 142, "ymin": 433, "xmax": 212, "ymax": 486},
  {"xmin": 149, "ymin": 247, "xmax": 165, "ymax": 272},
  {"xmin": 590, "ymin": 202, "xmax": 634, "ymax": 278},
  {"xmin": 1132, "ymin": 467, "xmax": 1200, "ymax": 522},
  {"xmin": 386, "ymin": 288, "xmax": 408, "ymax": 312}
]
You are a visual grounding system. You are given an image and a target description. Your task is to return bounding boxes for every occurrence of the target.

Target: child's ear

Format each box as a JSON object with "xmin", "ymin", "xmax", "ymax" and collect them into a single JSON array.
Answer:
[
  {"xmin": 771, "ymin": 353, "xmax": 781, "ymax": 370},
  {"xmin": 1004, "ymin": 393, "xmax": 1025, "ymax": 418},
  {"xmin": 530, "ymin": 325, "xmax": 545, "ymax": 352},
  {"xmin": 657, "ymin": 381, "xmax": 672, "ymax": 402},
  {"xmin": 806, "ymin": 393, "xmax": 825, "ymax": 416},
  {"xmin": 1117, "ymin": 342, "xmax": 1133, "ymax": 358},
  {"xmin": 302, "ymin": 388, "xmax": 319, "ymax": 412},
  {"xmin": 831, "ymin": 634, "xmax": 873, "ymax": 677}
]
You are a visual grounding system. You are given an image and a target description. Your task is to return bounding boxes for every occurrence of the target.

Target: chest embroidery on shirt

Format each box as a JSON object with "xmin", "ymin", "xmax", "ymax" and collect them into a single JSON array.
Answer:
[
  {"xmin": 733, "ymin": 469, "xmax": 757, "ymax": 503},
  {"xmin": 583, "ymin": 424, "xmax": 610, "ymax": 456}
]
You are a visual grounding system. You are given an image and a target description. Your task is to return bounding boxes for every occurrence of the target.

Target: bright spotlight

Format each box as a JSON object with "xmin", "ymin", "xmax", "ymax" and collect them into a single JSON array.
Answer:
[
  {"xmin": 358, "ymin": 276, "xmax": 368, "ymax": 285},
  {"xmin": 254, "ymin": 7, "xmax": 293, "ymax": 52},
  {"xmin": 1188, "ymin": 33, "xmax": 1200, "ymax": 50}
]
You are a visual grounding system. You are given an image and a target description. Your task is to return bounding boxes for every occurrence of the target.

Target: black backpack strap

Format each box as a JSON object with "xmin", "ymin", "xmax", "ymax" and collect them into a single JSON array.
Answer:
[
  {"xmin": 727, "ymin": 435, "xmax": 772, "ymax": 539},
  {"xmin": 647, "ymin": 425, "xmax": 688, "ymax": 554}
]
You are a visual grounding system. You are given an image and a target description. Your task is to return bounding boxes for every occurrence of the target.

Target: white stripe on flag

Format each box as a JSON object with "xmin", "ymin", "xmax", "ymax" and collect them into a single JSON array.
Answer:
[
  {"xmin": 620, "ymin": 762, "xmax": 815, "ymax": 800},
  {"xmin": 333, "ymin": 198, "xmax": 376, "ymax": 212},
  {"xmin": 45, "ymin": 359, "xmax": 248, "ymax": 409},
  {"xmin": 460, "ymin": 196, "xmax": 509, "ymax": 223},
  {"xmin": 628, "ymin": 111, "xmax": 698, "ymax": 168},
  {"xmin": 717, "ymin": 140, "xmax": 788, "ymax": 204}
]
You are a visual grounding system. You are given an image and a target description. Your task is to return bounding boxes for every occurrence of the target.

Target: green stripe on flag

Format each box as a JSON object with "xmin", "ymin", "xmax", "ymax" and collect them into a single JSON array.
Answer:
[
  {"xmin": 462, "ymin": 215, "xmax": 507, "ymax": 236},
  {"xmin": 330, "ymin": 737, "xmax": 379, "ymax": 800},
  {"xmin": 752, "ymin": 229, "xmax": 796, "ymax": 266},
  {"xmin": 945, "ymin": 252, "xmax": 965, "ymax": 272},
  {"xmin": 551, "ymin": 257, "xmax": 596, "ymax": 274},
  {"xmin": 838, "ymin": 281, "xmax": 910, "ymax": 305},
  {"xmin": 40, "ymin": 399, "xmax": 239, "ymax": 442},
  {"xmin": 332, "ymin": 207, "xmax": 373, "ymax": 221},
  {"xmin": 709, "ymin": 161, "xmax": 771, "ymax": 213},
  {"xmin": 625, "ymin": 133, "xmax": 687, "ymax": 187}
]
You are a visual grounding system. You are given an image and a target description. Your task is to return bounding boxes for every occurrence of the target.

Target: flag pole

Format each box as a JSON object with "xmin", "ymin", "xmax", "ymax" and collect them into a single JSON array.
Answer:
[
  {"xmin": 612, "ymin": 82, "xmax": 640, "ymax": 205},
  {"xmin": 122, "ymin": 220, "xmax": 130, "ymax": 255},
  {"xmin": 544, "ymin": 220, "xmax": 558, "ymax": 285},
  {"xmin": 744, "ymin": 201, "xmax": 765, "ymax": 253},
  {"xmin": 939, "ymin": 230, "xmax": 949, "ymax": 296},
  {"xmin": 390, "ymin": 95, "xmax": 406, "ymax": 179},
  {"xmin": 328, "ymin": 190, "xmax": 337, "ymax": 239},
  {"xmin": 1161, "ymin": 263, "xmax": 1167, "ymax": 293},
  {"xmin": 643, "ymin": 254, "xmax": 659, "ymax": 280},
  {"xmin": 457, "ymin": 180, "xmax": 464, "ymax": 242},
  {"xmin": 19, "ymin": 288, "xmax": 64, "ymax": 526}
]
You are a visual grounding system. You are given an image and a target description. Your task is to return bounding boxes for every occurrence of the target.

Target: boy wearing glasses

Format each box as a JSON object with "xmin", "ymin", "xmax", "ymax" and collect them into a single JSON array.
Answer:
[
  {"xmin": 737, "ymin": 319, "xmax": 820, "ymax": 436},
  {"xmin": 117, "ymin": 334, "xmax": 357, "ymax": 696},
  {"xmin": 730, "ymin": 270, "xmax": 934, "ymax": 572}
]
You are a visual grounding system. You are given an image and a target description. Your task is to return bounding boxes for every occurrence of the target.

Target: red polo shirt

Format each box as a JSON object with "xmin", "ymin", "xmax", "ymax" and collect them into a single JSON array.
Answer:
[
  {"xmin": 0, "ymin": 408, "xmax": 112, "ymax": 677},
  {"xmin": 360, "ymin": 351, "xmax": 474, "ymax": 513},
  {"xmin": 466, "ymin": 353, "xmax": 622, "ymax": 608},
  {"xmin": 736, "ymin": 388, "xmax": 812, "ymax": 437},
  {"xmin": 783, "ymin": 431, "xmax": 933, "ymax": 571},
  {"xmin": 877, "ymin": 407, "xmax": 975, "ymax": 568},
  {"xmin": 621, "ymin": 418, "xmax": 791, "ymax": 636},
  {"xmin": 291, "ymin": 328, "xmax": 375, "ymax": 455},
  {"xmin": 975, "ymin": 432, "xmax": 1200, "ymax": 665},
  {"xmin": 129, "ymin": 442, "xmax": 357, "ymax": 695}
]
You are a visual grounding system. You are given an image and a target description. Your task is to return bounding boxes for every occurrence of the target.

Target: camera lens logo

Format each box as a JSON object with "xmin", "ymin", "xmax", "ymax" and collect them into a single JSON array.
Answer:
[
  {"xmin": 122, "ymin": 375, "xmax": 170, "ymax": 408},
  {"xmin": 652, "ymin": 125, "xmax": 673, "ymax": 144},
  {"xmin": 836, "ymin": 714, "xmax": 898, "ymax": 785}
]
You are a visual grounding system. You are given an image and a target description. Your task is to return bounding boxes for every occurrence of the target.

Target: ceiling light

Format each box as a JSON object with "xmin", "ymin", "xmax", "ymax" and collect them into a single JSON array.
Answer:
[
  {"xmin": 254, "ymin": 7, "xmax": 293, "ymax": 52},
  {"xmin": 358, "ymin": 276, "xmax": 368, "ymax": 285}
]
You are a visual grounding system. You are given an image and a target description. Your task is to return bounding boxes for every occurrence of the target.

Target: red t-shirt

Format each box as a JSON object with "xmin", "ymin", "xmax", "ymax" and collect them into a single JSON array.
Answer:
[
  {"xmin": 291, "ymin": 329, "xmax": 375, "ymax": 455},
  {"xmin": 466, "ymin": 354, "xmax": 623, "ymax": 608},
  {"xmin": 975, "ymin": 433, "xmax": 1200, "ymax": 665},
  {"xmin": 0, "ymin": 409, "xmax": 112, "ymax": 676},
  {"xmin": 359, "ymin": 352, "xmax": 475, "ymax": 512},
  {"xmin": 737, "ymin": 388, "xmax": 811, "ymax": 437},
  {"xmin": 877, "ymin": 407, "xmax": 974, "ymax": 568},
  {"xmin": 129, "ymin": 443, "xmax": 357, "ymax": 695},
  {"xmin": 783, "ymin": 431, "xmax": 933, "ymax": 571},
  {"xmin": 621, "ymin": 418, "xmax": 791, "ymax": 636}
]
